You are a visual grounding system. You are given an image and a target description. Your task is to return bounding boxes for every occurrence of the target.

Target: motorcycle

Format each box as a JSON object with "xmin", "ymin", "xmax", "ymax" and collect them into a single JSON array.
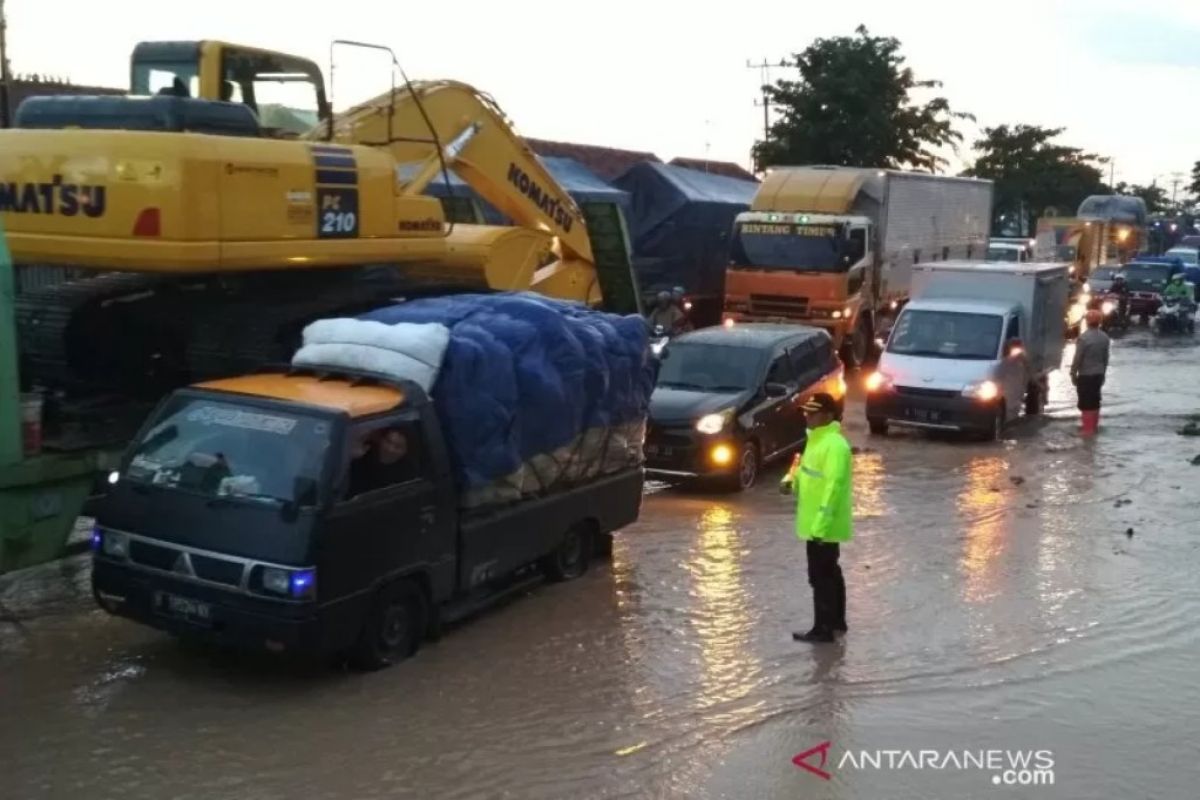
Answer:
[
  {"xmin": 649, "ymin": 324, "xmax": 671, "ymax": 357},
  {"xmin": 1097, "ymin": 295, "xmax": 1130, "ymax": 333},
  {"xmin": 1151, "ymin": 299, "xmax": 1197, "ymax": 336}
]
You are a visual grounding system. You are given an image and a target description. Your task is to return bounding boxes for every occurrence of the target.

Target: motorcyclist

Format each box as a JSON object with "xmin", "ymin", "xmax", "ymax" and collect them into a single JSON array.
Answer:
[
  {"xmin": 647, "ymin": 290, "xmax": 685, "ymax": 334},
  {"xmin": 670, "ymin": 286, "xmax": 694, "ymax": 332},
  {"xmin": 1109, "ymin": 274, "xmax": 1130, "ymax": 322},
  {"xmin": 1162, "ymin": 273, "xmax": 1193, "ymax": 304}
]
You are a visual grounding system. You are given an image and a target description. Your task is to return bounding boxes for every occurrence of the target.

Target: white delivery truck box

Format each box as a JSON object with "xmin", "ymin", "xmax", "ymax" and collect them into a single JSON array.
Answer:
[{"xmin": 866, "ymin": 261, "xmax": 1070, "ymax": 439}]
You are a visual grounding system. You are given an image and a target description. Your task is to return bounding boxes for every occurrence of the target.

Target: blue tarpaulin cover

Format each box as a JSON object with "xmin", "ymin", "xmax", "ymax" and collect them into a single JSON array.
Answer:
[
  {"xmin": 424, "ymin": 156, "xmax": 631, "ymax": 224},
  {"xmin": 613, "ymin": 162, "xmax": 757, "ymax": 298},
  {"xmin": 355, "ymin": 293, "xmax": 653, "ymax": 501}
]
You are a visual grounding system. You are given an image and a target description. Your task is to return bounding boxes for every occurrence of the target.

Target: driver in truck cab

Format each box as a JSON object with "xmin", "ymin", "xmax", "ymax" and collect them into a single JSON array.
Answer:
[{"xmin": 348, "ymin": 428, "xmax": 416, "ymax": 497}]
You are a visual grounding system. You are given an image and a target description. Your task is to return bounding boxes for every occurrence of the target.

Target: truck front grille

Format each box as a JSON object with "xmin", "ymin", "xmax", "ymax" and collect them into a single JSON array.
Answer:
[
  {"xmin": 895, "ymin": 386, "xmax": 961, "ymax": 399},
  {"xmin": 748, "ymin": 294, "xmax": 809, "ymax": 318},
  {"xmin": 128, "ymin": 539, "xmax": 246, "ymax": 587}
]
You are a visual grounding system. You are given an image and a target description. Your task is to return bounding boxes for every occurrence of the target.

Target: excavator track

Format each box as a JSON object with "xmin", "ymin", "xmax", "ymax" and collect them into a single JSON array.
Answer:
[{"xmin": 15, "ymin": 267, "xmax": 448, "ymax": 401}]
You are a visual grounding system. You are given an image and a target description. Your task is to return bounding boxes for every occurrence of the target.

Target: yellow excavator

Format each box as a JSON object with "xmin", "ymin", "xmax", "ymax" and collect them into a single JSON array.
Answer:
[{"xmin": 1, "ymin": 40, "xmax": 636, "ymax": 426}]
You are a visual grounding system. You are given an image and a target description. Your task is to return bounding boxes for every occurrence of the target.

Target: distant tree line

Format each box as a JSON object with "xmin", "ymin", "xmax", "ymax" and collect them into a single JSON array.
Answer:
[{"xmin": 753, "ymin": 26, "xmax": 1197, "ymax": 234}]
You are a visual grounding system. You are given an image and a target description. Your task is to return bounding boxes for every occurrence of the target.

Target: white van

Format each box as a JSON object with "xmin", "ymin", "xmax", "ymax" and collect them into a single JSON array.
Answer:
[{"xmin": 865, "ymin": 262, "xmax": 1070, "ymax": 440}]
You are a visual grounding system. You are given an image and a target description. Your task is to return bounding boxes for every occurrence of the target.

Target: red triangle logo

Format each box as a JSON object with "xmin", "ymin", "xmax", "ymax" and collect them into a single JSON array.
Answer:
[{"xmin": 792, "ymin": 740, "xmax": 833, "ymax": 780}]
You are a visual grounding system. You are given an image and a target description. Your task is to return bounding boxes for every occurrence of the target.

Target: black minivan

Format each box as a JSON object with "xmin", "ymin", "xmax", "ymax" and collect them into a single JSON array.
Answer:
[{"xmin": 644, "ymin": 323, "xmax": 845, "ymax": 491}]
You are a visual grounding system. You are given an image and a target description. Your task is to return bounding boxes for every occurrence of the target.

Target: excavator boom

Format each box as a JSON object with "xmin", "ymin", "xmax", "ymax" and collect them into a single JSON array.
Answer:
[{"xmin": 321, "ymin": 80, "xmax": 602, "ymax": 302}]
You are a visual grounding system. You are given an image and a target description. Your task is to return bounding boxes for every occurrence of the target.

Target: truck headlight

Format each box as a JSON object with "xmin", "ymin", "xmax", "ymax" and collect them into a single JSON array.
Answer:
[
  {"xmin": 259, "ymin": 566, "xmax": 317, "ymax": 599},
  {"xmin": 963, "ymin": 380, "xmax": 1000, "ymax": 401},
  {"xmin": 696, "ymin": 412, "xmax": 729, "ymax": 434},
  {"xmin": 262, "ymin": 567, "xmax": 291, "ymax": 595},
  {"xmin": 101, "ymin": 530, "xmax": 129, "ymax": 559}
]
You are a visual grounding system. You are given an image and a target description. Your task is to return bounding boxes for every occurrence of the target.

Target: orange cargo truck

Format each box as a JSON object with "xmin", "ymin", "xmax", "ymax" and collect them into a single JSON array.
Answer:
[{"xmin": 723, "ymin": 166, "xmax": 993, "ymax": 366}]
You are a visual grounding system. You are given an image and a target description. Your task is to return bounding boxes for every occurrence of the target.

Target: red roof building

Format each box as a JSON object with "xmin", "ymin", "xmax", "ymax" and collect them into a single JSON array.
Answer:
[{"xmin": 526, "ymin": 137, "xmax": 661, "ymax": 182}]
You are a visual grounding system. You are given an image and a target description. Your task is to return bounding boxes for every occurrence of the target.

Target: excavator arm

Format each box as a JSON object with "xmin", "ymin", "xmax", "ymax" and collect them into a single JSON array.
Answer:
[{"xmin": 316, "ymin": 81, "xmax": 604, "ymax": 305}]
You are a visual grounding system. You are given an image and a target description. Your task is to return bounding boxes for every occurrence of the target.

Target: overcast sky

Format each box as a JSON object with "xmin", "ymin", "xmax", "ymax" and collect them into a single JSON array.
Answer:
[{"xmin": 7, "ymin": 0, "xmax": 1199, "ymax": 188}]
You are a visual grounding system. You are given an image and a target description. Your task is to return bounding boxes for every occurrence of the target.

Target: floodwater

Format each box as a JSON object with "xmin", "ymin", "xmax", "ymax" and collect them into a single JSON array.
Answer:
[{"xmin": 2, "ymin": 327, "xmax": 1199, "ymax": 799}]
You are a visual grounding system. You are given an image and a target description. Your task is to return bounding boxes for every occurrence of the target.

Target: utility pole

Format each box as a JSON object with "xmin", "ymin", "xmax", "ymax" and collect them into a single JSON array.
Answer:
[
  {"xmin": 0, "ymin": 0, "xmax": 11, "ymax": 128},
  {"xmin": 746, "ymin": 58, "xmax": 788, "ymax": 142}
]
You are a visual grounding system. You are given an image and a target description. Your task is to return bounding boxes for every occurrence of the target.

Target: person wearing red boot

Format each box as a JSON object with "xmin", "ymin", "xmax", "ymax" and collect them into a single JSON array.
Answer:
[{"xmin": 1072, "ymin": 309, "xmax": 1111, "ymax": 435}]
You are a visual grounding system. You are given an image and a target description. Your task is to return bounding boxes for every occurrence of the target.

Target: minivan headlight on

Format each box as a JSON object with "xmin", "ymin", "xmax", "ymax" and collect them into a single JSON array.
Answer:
[
  {"xmin": 696, "ymin": 411, "xmax": 730, "ymax": 434},
  {"xmin": 963, "ymin": 380, "xmax": 1000, "ymax": 401}
]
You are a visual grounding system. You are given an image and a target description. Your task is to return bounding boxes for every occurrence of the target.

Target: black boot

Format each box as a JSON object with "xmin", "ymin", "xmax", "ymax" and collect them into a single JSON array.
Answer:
[{"xmin": 793, "ymin": 628, "xmax": 835, "ymax": 643}]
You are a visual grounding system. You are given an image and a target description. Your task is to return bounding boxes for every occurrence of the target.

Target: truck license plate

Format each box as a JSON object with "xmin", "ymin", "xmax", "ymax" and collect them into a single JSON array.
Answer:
[{"xmin": 156, "ymin": 592, "xmax": 212, "ymax": 624}]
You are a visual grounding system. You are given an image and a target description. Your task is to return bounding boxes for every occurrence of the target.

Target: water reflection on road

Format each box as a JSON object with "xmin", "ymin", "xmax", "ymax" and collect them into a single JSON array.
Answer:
[{"xmin": 1, "ymin": 327, "xmax": 1198, "ymax": 799}]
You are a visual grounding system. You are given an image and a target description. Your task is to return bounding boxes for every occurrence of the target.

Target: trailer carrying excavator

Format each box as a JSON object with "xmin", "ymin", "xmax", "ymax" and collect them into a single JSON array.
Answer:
[{"xmin": 0, "ymin": 40, "xmax": 638, "ymax": 446}]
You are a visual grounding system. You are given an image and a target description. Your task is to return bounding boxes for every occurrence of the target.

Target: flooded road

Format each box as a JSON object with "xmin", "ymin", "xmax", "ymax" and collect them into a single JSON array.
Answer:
[{"xmin": 2, "ymin": 327, "xmax": 1199, "ymax": 799}]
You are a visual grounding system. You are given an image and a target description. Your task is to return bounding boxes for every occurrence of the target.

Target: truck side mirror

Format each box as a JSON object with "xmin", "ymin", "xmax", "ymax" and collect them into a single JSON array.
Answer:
[{"xmin": 765, "ymin": 382, "xmax": 789, "ymax": 398}]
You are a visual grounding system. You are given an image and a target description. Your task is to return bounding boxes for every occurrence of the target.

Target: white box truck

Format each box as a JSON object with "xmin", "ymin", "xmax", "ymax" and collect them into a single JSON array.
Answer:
[
  {"xmin": 724, "ymin": 166, "xmax": 993, "ymax": 366},
  {"xmin": 864, "ymin": 261, "xmax": 1070, "ymax": 440}
]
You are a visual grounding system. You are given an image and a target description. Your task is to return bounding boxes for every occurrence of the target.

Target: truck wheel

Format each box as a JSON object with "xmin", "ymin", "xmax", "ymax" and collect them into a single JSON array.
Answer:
[
  {"xmin": 840, "ymin": 316, "xmax": 872, "ymax": 368},
  {"xmin": 868, "ymin": 419, "xmax": 888, "ymax": 436},
  {"xmin": 543, "ymin": 524, "xmax": 592, "ymax": 582},
  {"xmin": 350, "ymin": 579, "xmax": 427, "ymax": 671}
]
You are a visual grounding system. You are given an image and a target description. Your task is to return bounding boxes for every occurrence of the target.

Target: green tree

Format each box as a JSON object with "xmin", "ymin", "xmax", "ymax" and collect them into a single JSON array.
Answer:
[
  {"xmin": 753, "ymin": 26, "xmax": 970, "ymax": 172},
  {"xmin": 1188, "ymin": 160, "xmax": 1200, "ymax": 197},
  {"xmin": 963, "ymin": 125, "xmax": 1106, "ymax": 234},
  {"xmin": 1113, "ymin": 181, "xmax": 1169, "ymax": 214}
]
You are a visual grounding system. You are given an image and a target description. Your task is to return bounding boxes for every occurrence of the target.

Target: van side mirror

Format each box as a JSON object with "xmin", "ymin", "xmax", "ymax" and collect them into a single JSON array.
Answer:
[{"xmin": 765, "ymin": 382, "xmax": 789, "ymax": 398}]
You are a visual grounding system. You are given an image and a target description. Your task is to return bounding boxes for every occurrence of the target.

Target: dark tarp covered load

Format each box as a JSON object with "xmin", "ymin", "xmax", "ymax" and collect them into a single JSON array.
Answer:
[
  {"xmin": 424, "ymin": 156, "xmax": 632, "ymax": 225},
  {"xmin": 612, "ymin": 162, "xmax": 758, "ymax": 304},
  {"xmin": 293, "ymin": 293, "xmax": 653, "ymax": 509}
]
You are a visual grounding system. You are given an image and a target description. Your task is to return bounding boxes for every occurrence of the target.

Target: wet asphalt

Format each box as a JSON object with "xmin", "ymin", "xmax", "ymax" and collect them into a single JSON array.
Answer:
[{"xmin": 1, "ymin": 325, "xmax": 1198, "ymax": 799}]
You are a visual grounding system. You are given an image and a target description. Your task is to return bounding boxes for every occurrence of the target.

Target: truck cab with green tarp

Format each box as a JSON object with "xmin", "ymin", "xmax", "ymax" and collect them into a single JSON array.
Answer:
[{"xmin": 0, "ymin": 223, "xmax": 118, "ymax": 574}]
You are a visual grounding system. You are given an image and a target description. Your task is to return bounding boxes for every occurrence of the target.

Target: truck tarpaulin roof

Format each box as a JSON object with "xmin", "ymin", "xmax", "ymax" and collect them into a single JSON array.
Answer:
[
  {"xmin": 293, "ymin": 293, "xmax": 653, "ymax": 509},
  {"xmin": 424, "ymin": 156, "xmax": 631, "ymax": 224},
  {"xmin": 612, "ymin": 162, "xmax": 758, "ymax": 297}
]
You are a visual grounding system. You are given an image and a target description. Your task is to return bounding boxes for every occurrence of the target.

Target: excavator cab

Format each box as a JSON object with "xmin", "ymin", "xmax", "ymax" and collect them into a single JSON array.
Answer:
[{"xmin": 130, "ymin": 41, "xmax": 331, "ymax": 137}]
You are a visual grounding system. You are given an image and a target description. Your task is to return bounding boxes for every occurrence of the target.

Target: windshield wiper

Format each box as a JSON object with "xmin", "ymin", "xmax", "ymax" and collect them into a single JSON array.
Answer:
[
  {"xmin": 709, "ymin": 384, "xmax": 748, "ymax": 392},
  {"xmin": 660, "ymin": 381, "xmax": 706, "ymax": 390}
]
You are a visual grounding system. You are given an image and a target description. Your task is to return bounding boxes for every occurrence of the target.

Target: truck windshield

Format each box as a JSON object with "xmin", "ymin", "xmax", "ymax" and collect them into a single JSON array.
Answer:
[
  {"xmin": 731, "ymin": 222, "xmax": 848, "ymax": 272},
  {"xmin": 657, "ymin": 343, "xmax": 765, "ymax": 392},
  {"xmin": 123, "ymin": 396, "xmax": 332, "ymax": 505},
  {"xmin": 1123, "ymin": 265, "xmax": 1172, "ymax": 291},
  {"xmin": 887, "ymin": 310, "xmax": 1003, "ymax": 360}
]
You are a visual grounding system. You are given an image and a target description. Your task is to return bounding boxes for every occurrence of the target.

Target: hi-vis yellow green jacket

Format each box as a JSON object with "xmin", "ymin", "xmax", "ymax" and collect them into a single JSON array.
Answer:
[{"xmin": 781, "ymin": 421, "xmax": 853, "ymax": 542}]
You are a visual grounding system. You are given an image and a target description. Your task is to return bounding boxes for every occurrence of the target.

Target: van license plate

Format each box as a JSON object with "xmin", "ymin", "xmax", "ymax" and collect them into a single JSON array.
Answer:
[
  {"xmin": 910, "ymin": 408, "xmax": 941, "ymax": 423},
  {"xmin": 156, "ymin": 592, "xmax": 212, "ymax": 623}
]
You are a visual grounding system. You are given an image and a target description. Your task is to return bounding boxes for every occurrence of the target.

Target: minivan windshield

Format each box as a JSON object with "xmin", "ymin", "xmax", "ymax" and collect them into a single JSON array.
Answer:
[
  {"xmin": 1165, "ymin": 249, "xmax": 1199, "ymax": 266},
  {"xmin": 124, "ymin": 395, "xmax": 332, "ymax": 505},
  {"xmin": 1123, "ymin": 264, "xmax": 1173, "ymax": 291},
  {"xmin": 887, "ymin": 310, "xmax": 1003, "ymax": 360},
  {"xmin": 657, "ymin": 343, "xmax": 766, "ymax": 392}
]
